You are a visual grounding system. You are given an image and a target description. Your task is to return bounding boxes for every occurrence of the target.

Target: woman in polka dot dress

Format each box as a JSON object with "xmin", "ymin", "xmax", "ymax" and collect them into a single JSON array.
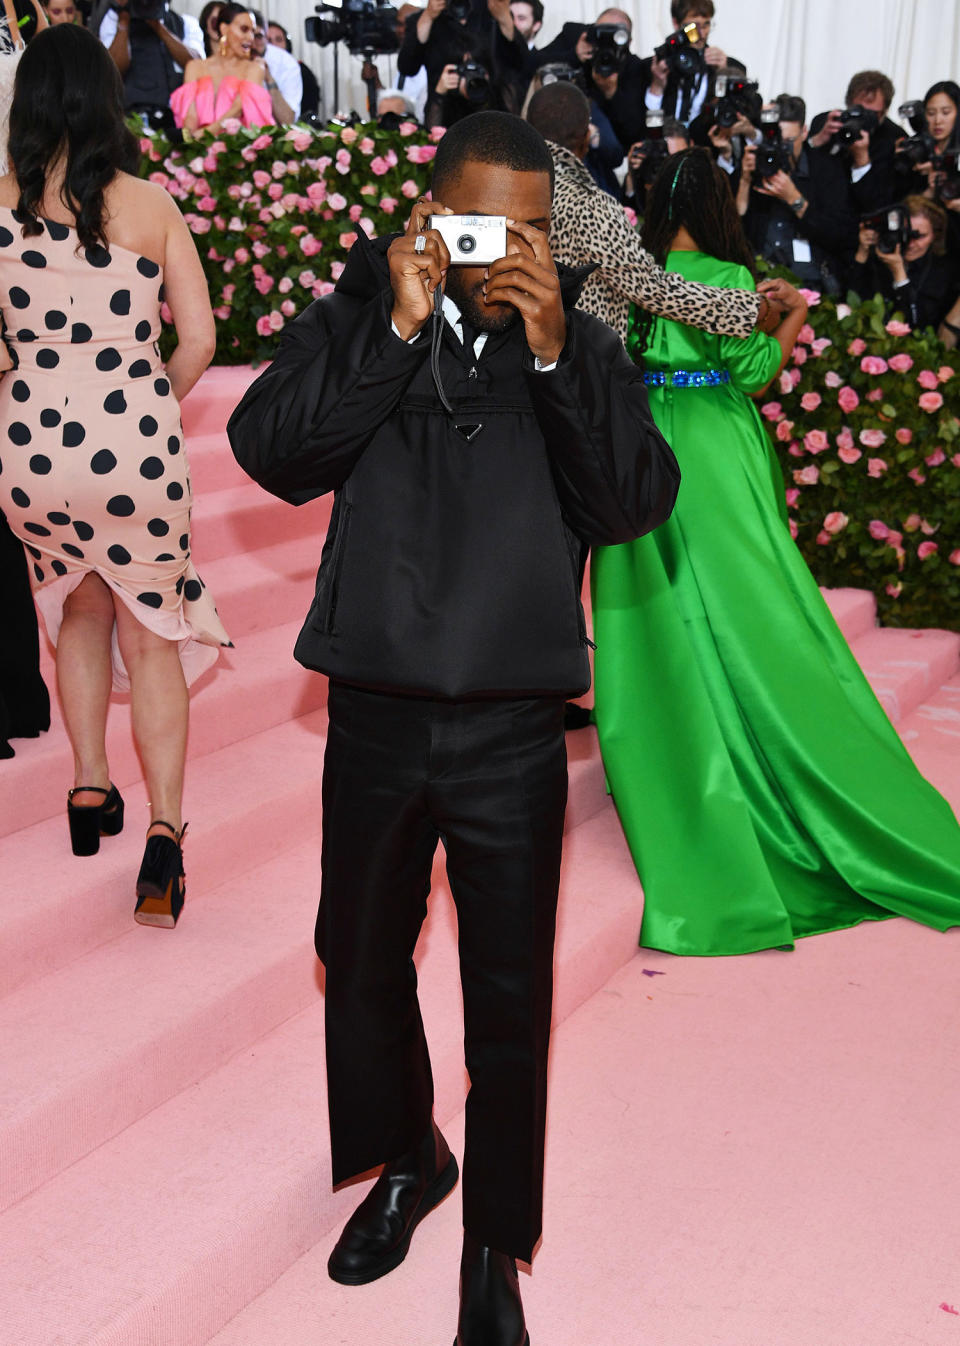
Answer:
[{"xmin": 0, "ymin": 24, "xmax": 229, "ymax": 925}]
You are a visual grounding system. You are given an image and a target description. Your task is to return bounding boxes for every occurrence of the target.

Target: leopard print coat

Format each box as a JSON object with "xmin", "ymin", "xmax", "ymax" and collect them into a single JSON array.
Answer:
[{"xmin": 547, "ymin": 142, "xmax": 760, "ymax": 346}]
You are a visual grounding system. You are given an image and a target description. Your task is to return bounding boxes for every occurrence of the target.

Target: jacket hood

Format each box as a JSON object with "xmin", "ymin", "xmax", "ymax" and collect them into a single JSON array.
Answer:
[{"xmin": 335, "ymin": 227, "xmax": 597, "ymax": 312}]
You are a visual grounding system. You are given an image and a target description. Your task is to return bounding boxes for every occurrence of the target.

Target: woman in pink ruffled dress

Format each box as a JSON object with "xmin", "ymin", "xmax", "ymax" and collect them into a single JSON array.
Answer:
[{"xmin": 170, "ymin": 1, "xmax": 291, "ymax": 132}]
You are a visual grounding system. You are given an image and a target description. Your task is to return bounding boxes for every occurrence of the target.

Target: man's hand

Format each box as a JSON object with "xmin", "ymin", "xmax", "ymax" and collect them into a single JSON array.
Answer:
[
  {"xmin": 648, "ymin": 54, "xmax": 668, "ymax": 94},
  {"xmin": 483, "ymin": 220, "xmax": 565, "ymax": 365},
  {"xmin": 703, "ymin": 44, "xmax": 726, "ymax": 68},
  {"xmin": 876, "ymin": 241, "xmax": 907, "ymax": 284},
  {"xmin": 416, "ymin": 0, "xmax": 445, "ymax": 43},
  {"xmin": 850, "ymin": 128, "xmax": 871, "ymax": 169},
  {"xmin": 855, "ymin": 224, "xmax": 878, "ymax": 263},
  {"xmin": 808, "ymin": 110, "xmax": 842, "ymax": 150},
  {"xmin": 435, "ymin": 62, "xmax": 459, "ymax": 94},
  {"xmin": 739, "ymin": 143, "xmax": 756, "ymax": 181},
  {"xmin": 592, "ymin": 70, "xmax": 618, "ymax": 99},
  {"xmin": 575, "ymin": 29, "xmax": 593, "ymax": 65},
  {"xmin": 756, "ymin": 169, "xmax": 798, "ymax": 202},
  {"xmin": 388, "ymin": 199, "xmax": 453, "ymax": 341},
  {"xmin": 487, "ymin": 0, "xmax": 514, "ymax": 37},
  {"xmin": 756, "ymin": 279, "xmax": 788, "ymax": 331}
]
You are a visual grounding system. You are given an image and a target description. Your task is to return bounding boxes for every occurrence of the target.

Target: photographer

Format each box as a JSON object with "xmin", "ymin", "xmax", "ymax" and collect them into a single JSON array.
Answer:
[
  {"xmin": 642, "ymin": 1, "xmax": 745, "ymax": 133},
  {"xmin": 808, "ymin": 71, "xmax": 904, "ymax": 213},
  {"xmin": 737, "ymin": 95, "xmax": 857, "ymax": 294},
  {"xmin": 621, "ymin": 116, "xmax": 691, "ymax": 212},
  {"xmin": 100, "ymin": 0, "xmax": 204, "ymax": 128},
  {"xmin": 534, "ymin": 7, "xmax": 647, "ymax": 152},
  {"xmin": 398, "ymin": 0, "xmax": 528, "ymax": 127},
  {"xmin": 250, "ymin": 9, "xmax": 301, "ymax": 121},
  {"xmin": 522, "ymin": 63, "xmax": 623, "ymax": 198},
  {"xmin": 848, "ymin": 195, "xmax": 958, "ymax": 332},
  {"xmin": 267, "ymin": 18, "xmax": 320, "ymax": 120}
]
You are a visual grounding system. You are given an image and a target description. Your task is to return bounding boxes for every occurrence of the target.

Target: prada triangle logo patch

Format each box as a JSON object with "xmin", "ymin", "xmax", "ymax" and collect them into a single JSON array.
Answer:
[{"xmin": 455, "ymin": 422, "xmax": 483, "ymax": 442}]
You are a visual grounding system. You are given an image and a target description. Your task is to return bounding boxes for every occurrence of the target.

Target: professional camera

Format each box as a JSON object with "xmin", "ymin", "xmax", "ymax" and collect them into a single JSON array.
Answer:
[
  {"xmin": 754, "ymin": 106, "xmax": 792, "ymax": 178},
  {"xmin": 447, "ymin": 0, "xmax": 471, "ymax": 21},
  {"xmin": 584, "ymin": 22, "xmax": 629, "ymax": 80},
  {"xmin": 860, "ymin": 204, "xmax": 912, "ymax": 252},
  {"xmin": 936, "ymin": 150, "xmax": 960, "ymax": 201},
  {"xmin": 831, "ymin": 103, "xmax": 880, "ymax": 149},
  {"xmin": 305, "ymin": 0, "xmax": 398, "ymax": 55},
  {"xmin": 713, "ymin": 74, "xmax": 761, "ymax": 128},
  {"xmin": 654, "ymin": 22, "xmax": 704, "ymax": 81},
  {"xmin": 894, "ymin": 101, "xmax": 937, "ymax": 167},
  {"xmin": 539, "ymin": 61, "xmax": 585, "ymax": 91},
  {"xmin": 429, "ymin": 214, "xmax": 507, "ymax": 264},
  {"xmin": 898, "ymin": 100, "xmax": 928, "ymax": 135},
  {"xmin": 631, "ymin": 110, "xmax": 670, "ymax": 185},
  {"xmin": 455, "ymin": 59, "xmax": 490, "ymax": 103},
  {"xmin": 112, "ymin": 0, "xmax": 166, "ymax": 18}
]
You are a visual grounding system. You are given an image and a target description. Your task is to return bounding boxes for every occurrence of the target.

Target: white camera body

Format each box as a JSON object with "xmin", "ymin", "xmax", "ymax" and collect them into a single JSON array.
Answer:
[{"xmin": 428, "ymin": 214, "xmax": 508, "ymax": 265}]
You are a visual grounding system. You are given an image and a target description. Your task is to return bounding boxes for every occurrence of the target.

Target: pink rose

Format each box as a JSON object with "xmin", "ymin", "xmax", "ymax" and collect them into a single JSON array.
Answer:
[
  {"xmin": 938, "ymin": 365, "xmax": 954, "ymax": 382},
  {"xmin": 359, "ymin": 137, "xmax": 375, "ymax": 154},
  {"xmin": 797, "ymin": 323, "xmax": 815, "ymax": 344},
  {"xmin": 328, "ymin": 191, "xmax": 347, "ymax": 211},
  {"xmin": 886, "ymin": 582, "xmax": 902, "ymax": 598},
  {"xmin": 887, "ymin": 353, "xmax": 914, "ymax": 373},
  {"xmin": 837, "ymin": 385, "xmax": 859, "ymax": 413},
  {"xmin": 848, "ymin": 338, "xmax": 866, "ymax": 356},
  {"xmin": 401, "ymin": 179, "xmax": 421, "ymax": 198},
  {"xmin": 811, "ymin": 338, "xmax": 832, "ymax": 356},
  {"xmin": 298, "ymin": 268, "xmax": 316, "ymax": 287},
  {"xmin": 315, "ymin": 281, "xmax": 336, "ymax": 298},
  {"xmin": 335, "ymin": 148, "xmax": 351, "ymax": 171},
  {"xmin": 798, "ymin": 288, "xmax": 821, "ymax": 306},
  {"xmin": 623, "ymin": 207, "xmax": 638, "ymax": 228},
  {"xmin": 823, "ymin": 511, "xmax": 849, "ymax": 534},
  {"xmin": 919, "ymin": 391, "xmax": 943, "ymax": 412},
  {"xmin": 926, "ymin": 447, "xmax": 946, "ymax": 465},
  {"xmin": 886, "ymin": 530, "xmax": 903, "ymax": 548},
  {"xmin": 868, "ymin": 520, "xmax": 889, "ymax": 540},
  {"xmin": 148, "ymin": 171, "xmax": 170, "ymax": 188},
  {"xmin": 278, "ymin": 276, "xmax": 293, "ymax": 294},
  {"xmin": 789, "ymin": 368, "xmax": 803, "ymax": 388},
  {"xmin": 895, "ymin": 427, "xmax": 913, "ymax": 445},
  {"xmin": 867, "ymin": 458, "xmax": 888, "ymax": 477},
  {"xmin": 953, "ymin": 454, "xmax": 960, "ymax": 468},
  {"xmin": 241, "ymin": 146, "xmax": 257, "ymax": 163},
  {"xmin": 760, "ymin": 401, "xmax": 782, "ymax": 420},
  {"xmin": 339, "ymin": 231, "xmax": 358, "ymax": 249},
  {"xmin": 213, "ymin": 305, "xmax": 230, "ymax": 320},
  {"xmin": 792, "ymin": 346, "xmax": 807, "ymax": 366},
  {"xmin": 281, "ymin": 299, "xmax": 297, "ymax": 317},
  {"xmin": 255, "ymin": 315, "xmax": 273, "ymax": 337},
  {"xmin": 251, "ymin": 133, "xmax": 272, "ymax": 151},
  {"xmin": 300, "ymin": 235, "xmax": 323, "ymax": 257},
  {"xmin": 793, "ymin": 465, "xmax": 820, "ymax": 485},
  {"xmin": 838, "ymin": 446, "xmax": 862, "ymax": 464},
  {"xmin": 787, "ymin": 443, "xmax": 803, "ymax": 457},
  {"xmin": 330, "ymin": 260, "xmax": 346, "ymax": 281},
  {"xmin": 222, "ymin": 284, "xmax": 235, "ymax": 303},
  {"xmin": 265, "ymin": 181, "xmax": 282, "ymax": 201},
  {"xmin": 859, "ymin": 428, "xmax": 887, "ymax": 448},
  {"xmin": 268, "ymin": 310, "xmax": 285, "ymax": 332},
  {"xmin": 380, "ymin": 196, "xmax": 398, "ymax": 214},
  {"xmin": 349, "ymin": 203, "xmax": 363, "ymax": 221},
  {"xmin": 949, "ymin": 551, "xmax": 960, "ymax": 565},
  {"xmin": 904, "ymin": 514, "xmax": 922, "ymax": 531},
  {"xmin": 885, "ymin": 319, "xmax": 911, "ymax": 336},
  {"xmin": 190, "ymin": 217, "xmax": 211, "ymax": 234},
  {"xmin": 917, "ymin": 541, "xmax": 939, "ymax": 560},
  {"xmin": 359, "ymin": 217, "xmax": 376, "ymax": 238},
  {"xmin": 340, "ymin": 126, "xmax": 358, "ymax": 144},
  {"xmin": 860, "ymin": 355, "xmax": 888, "ymax": 375},
  {"xmin": 803, "ymin": 429, "xmax": 829, "ymax": 454},
  {"xmin": 252, "ymin": 241, "xmax": 271, "ymax": 259},
  {"xmin": 917, "ymin": 368, "xmax": 939, "ymax": 389},
  {"xmin": 784, "ymin": 488, "xmax": 800, "ymax": 507},
  {"xmin": 406, "ymin": 144, "xmax": 438, "ymax": 164},
  {"xmin": 775, "ymin": 419, "xmax": 795, "ymax": 442},
  {"xmin": 824, "ymin": 371, "xmax": 842, "ymax": 388},
  {"xmin": 429, "ymin": 124, "xmax": 446, "ymax": 141},
  {"xmin": 370, "ymin": 156, "xmax": 391, "ymax": 176},
  {"xmin": 836, "ymin": 428, "xmax": 855, "ymax": 451},
  {"xmin": 789, "ymin": 518, "xmax": 799, "ymax": 539},
  {"xmin": 816, "ymin": 530, "xmax": 833, "ymax": 545},
  {"xmin": 254, "ymin": 275, "xmax": 274, "ymax": 295},
  {"xmin": 306, "ymin": 181, "xmax": 327, "ymax": 204},
  {"xmin": 778, "ymin": 371, "xmax": 793, "ymax": 396},
  {"xmin": 291, "ymin": 130, "xmax": 312, "ymax": 152},
  {"xmin": 908, "ymin": 468, "xmax": 927, "ymax": 484},
  {"xmin": 920, "ymin": 519, "xmax": 939, "ymax": 536},
  {"xmin": 253, "ymin": 169, "xmax": 272, "ymax": 189}
]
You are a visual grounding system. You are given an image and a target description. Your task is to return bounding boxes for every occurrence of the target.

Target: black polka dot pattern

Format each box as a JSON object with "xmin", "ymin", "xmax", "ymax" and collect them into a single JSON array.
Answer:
[{"xmin": 0, "ymin": 220, "xmax": 228, "ymax": 669}]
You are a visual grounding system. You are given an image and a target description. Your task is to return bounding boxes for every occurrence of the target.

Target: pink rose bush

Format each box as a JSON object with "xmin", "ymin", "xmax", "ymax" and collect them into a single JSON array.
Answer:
[
  {"xmin": 137, "ymin": 118, "xmax": 441, "ymax": 364},
  {"xmin": 758, "ymin": 285, "xmax": 960, "ymax": 630}
]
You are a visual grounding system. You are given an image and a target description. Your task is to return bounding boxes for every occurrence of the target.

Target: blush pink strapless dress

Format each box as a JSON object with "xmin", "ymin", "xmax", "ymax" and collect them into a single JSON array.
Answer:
[{"xmin": 170, "ymin": 74, "xmax": 274, "ymax": 129}]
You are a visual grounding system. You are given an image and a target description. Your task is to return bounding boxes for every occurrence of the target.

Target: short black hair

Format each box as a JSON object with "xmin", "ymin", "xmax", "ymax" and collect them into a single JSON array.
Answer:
[
  {"xmin": 776, "ymin": 93, "xmax": 806, "ymax": 125},
  {"xmin": 671, "ymin": 0, "xmax": 713, "ymax": 23},
  {"xmin": 514, "ymin": 0, "xmax": 544, "ymax": 21},
  {"xmin": 431, "ymin": 111, "xmax": 554, "ymax": 197},
  {"xmin": 846, "ymin": 70, "xmax": 894, "ymax": 111},
  {"xmin": 526, "ymin": 82, "xmax": 589, "ymax": 153}
]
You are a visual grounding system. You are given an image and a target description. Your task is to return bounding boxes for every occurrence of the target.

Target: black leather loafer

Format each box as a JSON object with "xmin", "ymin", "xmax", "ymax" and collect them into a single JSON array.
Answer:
[{"xmin": 454, "ymin": 1231, "xmax": 530, "ymax": 1346}]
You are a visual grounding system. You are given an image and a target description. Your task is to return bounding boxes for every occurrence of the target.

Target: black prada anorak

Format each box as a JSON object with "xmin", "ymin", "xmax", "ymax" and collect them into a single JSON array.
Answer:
[{"xmin": 227, "ymin": 231, "xmax": 679, "ymax": 700}]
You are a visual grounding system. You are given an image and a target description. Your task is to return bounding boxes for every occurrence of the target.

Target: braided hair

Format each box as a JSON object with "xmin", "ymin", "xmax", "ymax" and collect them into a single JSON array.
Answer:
[{"xmin": 630, "ymin": 146, "xmax": 756, "ymax": 355}]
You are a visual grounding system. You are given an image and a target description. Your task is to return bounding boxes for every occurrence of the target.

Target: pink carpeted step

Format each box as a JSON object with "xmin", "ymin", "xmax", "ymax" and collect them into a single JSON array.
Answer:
[
  {"xmin": 847, "ymin": 626, "xmax": 960, "ymax": 723},
  {"xmin": 190, "ymin": 481, "xmax": 332, "ymax": 566},
  {"xmin": 822, "ymin": 585, "xmax": 878, "ymax": 644},
  {"xmin": 0, "ymin": 620, "xmax": 324, "ymax": 840},
  {"xmin": 197, "ymin": 534, "xmax": 319, "ymax": 638},
  {"xmin": 182, "ymin": 430, "xmax": 267, "ymax": 495},
  {"xmin": 179, "ymin": 365, "xmax": 261, "ymax": 439},
  {"xmin": 896, "ymin": 672, "xmax": 960, "ymax": 815},
  {"xmin": 0, "ymin": 804, "xmax": 645, "ymax": 1342}
]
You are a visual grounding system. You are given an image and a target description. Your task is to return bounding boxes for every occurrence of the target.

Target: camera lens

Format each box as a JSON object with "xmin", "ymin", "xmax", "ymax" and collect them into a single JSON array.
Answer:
[{"xmin": 457, "ymin": 235, "xmax": 476, "ymax": 254}]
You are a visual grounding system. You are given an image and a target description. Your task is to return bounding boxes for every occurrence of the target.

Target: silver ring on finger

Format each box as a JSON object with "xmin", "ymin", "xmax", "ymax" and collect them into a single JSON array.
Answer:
[{"xmin": 414, "ymin": 234, "xmax": 426, "ymax": 253}]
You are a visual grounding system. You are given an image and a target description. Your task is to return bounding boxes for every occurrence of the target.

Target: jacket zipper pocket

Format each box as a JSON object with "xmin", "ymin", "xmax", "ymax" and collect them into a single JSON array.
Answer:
[{"xmin": 316, "ymin": 499, "xmax": 352, "ymax": 635}]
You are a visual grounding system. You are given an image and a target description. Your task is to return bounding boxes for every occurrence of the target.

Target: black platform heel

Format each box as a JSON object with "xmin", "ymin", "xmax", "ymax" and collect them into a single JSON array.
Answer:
[
  {"xmin": 66, "ymin": 784, "xmax": 125, "ymax": 856},
  {"xmin": 134, "ymin": 820, "xmax": 187, "ymax": 928}
]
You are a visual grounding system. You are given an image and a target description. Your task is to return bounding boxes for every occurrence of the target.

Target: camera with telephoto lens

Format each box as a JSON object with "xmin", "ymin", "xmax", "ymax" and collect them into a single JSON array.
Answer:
[
  {"xmin": 539, "ymin": 61, "xmax": 585, "ymax": 91},
  {"xmin": 455, "ymin": 59, "xmax": 489, "ymax": 103},
  {"xmin": 428, "ymin": 214, "xmax": 507, "ymax": 265},
  {"xmin": 305, "ymin": 0, "xmax": 398, "ymax": 55},
  {"xmin": 831, "ymin": 103, "xmax": 880, "ymax": 149},
  {"xmin": 894, "ymin": 100, "xmax": 937, "ymax": 167},
  {"xmin": 584, "ymin": 22, "xmax": 629, "ymax": 79},
  {"xmin": 860, "ymin": 204, "xmax": 913, "ymax": 252},
  {"xmin": 753, "ymin": 106, "xmax": 792, "ymax": 178},
  {"xmin": 654, "ymin": 22, "xmax": 705, "ymax": 80},
  {"xmin": 713, "ymin": 74, "xmax": 761, "ymax": 128}
]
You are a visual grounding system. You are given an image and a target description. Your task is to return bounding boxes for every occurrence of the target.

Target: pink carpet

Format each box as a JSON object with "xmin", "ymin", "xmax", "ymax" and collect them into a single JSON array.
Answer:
[{"xmin": 1, "ymin": 366, "xmax": 958, "ymax": 1346}]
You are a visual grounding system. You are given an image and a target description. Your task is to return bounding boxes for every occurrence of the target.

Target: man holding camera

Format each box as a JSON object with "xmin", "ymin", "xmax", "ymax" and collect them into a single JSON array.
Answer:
[
  {"xmin": 534, "ymin": 7, "xmax": 647, "ymax": 153},
  {"xmin": 641, "ymin": 0, "xmax": 744, "ymax": 130},
  {"xmin": 398, "ymin": 0, "xmax": 529, "ymax": 126},
  {"xmin": 737, "ymin": 94, "xmax": 857, "ymax": 294},
  {"xmin": 100, "ymin": 0, "xmax": 203, "ymax": 128},
  {"xmin": 808, "ymin": 70, "xmax": 905, "ymax": 214},
  {"xmin": 228, "ymin": 109, "xmax": 679, "ymax": 1346}
]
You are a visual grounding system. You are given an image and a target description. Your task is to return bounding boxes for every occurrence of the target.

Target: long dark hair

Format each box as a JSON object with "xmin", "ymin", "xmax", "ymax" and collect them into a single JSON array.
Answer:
[
  {"xmin": 632, "ymin": 147, "xmax": 755, "ymax": 352},
  {"xmin": 8, "ymin": 24, "xmax": 139, "ymax": 251},
  {"xmin": 217, "ymin": 2, "xmax": 254, "ymax": 41},
  {"xmin": 199, "ymin": 0, "xmax": 224, "ymax": 55},
  {"xmin": 924, "ymin": 80, "xmax": 960, "ymax": 145}
]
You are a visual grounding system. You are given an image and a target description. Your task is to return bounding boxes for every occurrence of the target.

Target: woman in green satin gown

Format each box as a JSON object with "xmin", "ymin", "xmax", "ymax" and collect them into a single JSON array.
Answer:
[{"xmin": 591, "ymin": 148, "xmax": 960, "ymax": 956}]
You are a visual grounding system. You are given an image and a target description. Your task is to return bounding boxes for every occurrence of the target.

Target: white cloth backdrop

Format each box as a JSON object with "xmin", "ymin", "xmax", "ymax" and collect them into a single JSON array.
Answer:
[{"xmin": 178, "ymin": 0, "xmax": 960, "ymax": 132}]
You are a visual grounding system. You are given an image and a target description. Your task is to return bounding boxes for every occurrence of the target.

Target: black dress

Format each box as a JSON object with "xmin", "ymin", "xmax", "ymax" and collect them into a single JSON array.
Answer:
[{"xmin": 0, "ymin": 509, "xmax": 49, "ymax": 757}]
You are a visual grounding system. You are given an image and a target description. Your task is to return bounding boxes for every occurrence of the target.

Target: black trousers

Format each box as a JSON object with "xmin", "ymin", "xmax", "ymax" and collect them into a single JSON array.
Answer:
[{"xmin": 317, "ymin": 681, "xmax": 568, "ymax": 1262}]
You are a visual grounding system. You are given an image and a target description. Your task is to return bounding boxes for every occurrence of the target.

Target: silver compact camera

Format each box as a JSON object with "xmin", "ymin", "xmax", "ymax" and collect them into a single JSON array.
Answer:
[{"xmin": 428, "ymin": 214, "xmax": 507, "ymax": 264}]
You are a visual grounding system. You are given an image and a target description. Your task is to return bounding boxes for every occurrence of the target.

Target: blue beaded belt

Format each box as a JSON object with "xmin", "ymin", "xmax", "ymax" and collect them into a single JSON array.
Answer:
[{"xmin": 643, "ymin": 369, "xmax": 731, "ymax": 388}]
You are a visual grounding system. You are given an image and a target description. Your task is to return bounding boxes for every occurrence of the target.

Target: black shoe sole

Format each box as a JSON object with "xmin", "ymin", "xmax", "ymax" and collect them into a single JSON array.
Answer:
[
  {"xmin": 328, "ymin": 1153, "xmax": 460, "ymax": 1286},
  {"xmin": 453, "ymin": 1335, "xmax": 530, "ymax": 1345}
]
